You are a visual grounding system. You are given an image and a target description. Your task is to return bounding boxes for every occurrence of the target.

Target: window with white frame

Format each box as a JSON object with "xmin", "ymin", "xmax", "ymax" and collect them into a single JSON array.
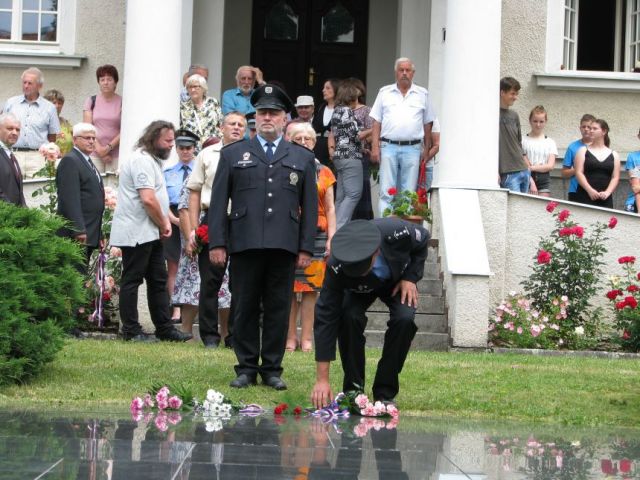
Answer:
[
  {"xmin": 562, "ymin": 0, "xmax": 639, "ymax": 71},
  {"xmin": 0, "ymin": 0, "xmax": 59, "ymax": 44}
]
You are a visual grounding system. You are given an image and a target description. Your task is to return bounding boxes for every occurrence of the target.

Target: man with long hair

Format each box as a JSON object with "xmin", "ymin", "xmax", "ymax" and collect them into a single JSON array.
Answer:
[{"xmin": 110, "ymin": 120, "xmax": 192, "ymax": 342}]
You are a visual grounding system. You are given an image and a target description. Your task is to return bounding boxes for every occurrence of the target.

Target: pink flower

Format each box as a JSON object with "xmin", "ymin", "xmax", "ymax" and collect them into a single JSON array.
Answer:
[
  {"xmin": 530, "ymin": 325, "xmax": 541, "ymax": 337},
  {"xmin": 156, "ymin": 386, "xmax": 169, "ymax": 404},
  {"xmin": 157, "ymin": 399, "xmax": 169, "ymax": 410},
  {"xmin": 373, "ymin": 401, "xmax": 386, "ymax": 416},
  {"xmin": 354, "ymin": 423, "xmax": 369, "ymax": 437},
  {"xmin": 361, "ymin": 405, "xmax": 376, "ymax": 416},
  {"xmin": 167, "ymin": 412, "xmax": 182, "ymax": 425},
  {"xmin": 109, "ymin": 247, "xmax": 122, "ymax": 258},
  {"xmin": 516, "ymin": 327, "xmax": 523, "ymax": 334},
  {"xmin": 573, "ymin": 226, "xmax": 584, "ymax": 238},
  {"xmin": 537, "ymin": 250, "xmax": 551, "ymax": 264},
  {"xmin": 130, "ymin": 396, "xmax": 144, "ymax": 413},
  {"xmin": 168, "ymin": 395, "xmax": 182, "ymax": 410},
  {"xmin": 608, "ymin": 217, "xmax": 618, "ymax": 229},
  {"xmin": 355, "ymin": 394, "xmax": 369, "ymax": 409},
  {"xmin": 558, "ymin": 227, "xmax": 572, "ymax": 237},
  {"xmin": 558, "ymin": 209, "xmax": 570, "ymax": 222},
  {"xmin": 386, "ymin": 404, "xmax": 399, "ymax": 417},
  {"xmin": 546, "ymin": 201, "xmax": 558, "ymax": 213},
  {"xmin": 143, "ymin": 393, "xmax": 154, "ymax": 408},
  {"xmin": 154, "ymin": 412, "xmax": 168, "ymax": 432}
]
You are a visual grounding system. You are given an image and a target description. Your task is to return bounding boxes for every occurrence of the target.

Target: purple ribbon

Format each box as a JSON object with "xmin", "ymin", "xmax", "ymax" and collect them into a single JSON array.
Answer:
[{"xmin": 89, "ymin": 251, "xmax": 108, "ymax": 328}]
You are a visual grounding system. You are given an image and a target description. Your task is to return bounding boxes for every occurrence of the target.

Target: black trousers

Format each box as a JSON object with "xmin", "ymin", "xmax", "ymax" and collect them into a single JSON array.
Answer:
[
  {"xmin": 197, "ymin": 246, "xmax": 227, "ymax": 345},
  {"xmin": 119, "ymin": 240, "xmax": 174, "ymax": 337},
  {"xmin": 229, "ymin": 249, "xmax": 296, "ymax": 379},
  {"xmin": 338, "ymin": 289, "xmax": 417, "ymax": 401}
]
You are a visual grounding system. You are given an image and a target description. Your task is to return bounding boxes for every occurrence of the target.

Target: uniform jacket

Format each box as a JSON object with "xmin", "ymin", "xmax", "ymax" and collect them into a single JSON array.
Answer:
[
  {"xmin": 0, "ymin": 148, "xmax": 25, "ymax": 206},
  {"xmin": 314, "ymin": 217, "xmax": 430, "ymax": 361},
  {"xmin": 55, "ymin": 147, "xmax": 105, "ymax": 248},
  {"xmin": 208, "ymin": 136, "xmax": 318, "ymax": 255}
]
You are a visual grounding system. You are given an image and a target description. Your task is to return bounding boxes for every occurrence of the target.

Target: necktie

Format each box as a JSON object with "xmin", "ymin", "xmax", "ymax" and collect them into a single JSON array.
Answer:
[
  {"xmin": 9, "ymin": 152, "xmax": 22, "ymax": 181},
  {"xmin": 266, "ymin": 142, "xmax": 275, "ymax": 162},
  {"xmin": 181, "ymin": 164, "xmax": 190, "ymax": 182},
  {"xmin": 87, "ymin": 157, "xmax": 101, "ymax": 180}
]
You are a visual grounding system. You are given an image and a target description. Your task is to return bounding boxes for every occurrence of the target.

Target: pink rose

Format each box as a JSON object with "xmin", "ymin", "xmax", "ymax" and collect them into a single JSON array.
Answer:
[
  {"xmin": 168, "ymin": 395, "xmax": 183, "ymax": 410},
  {"xmin": 130, "ymin": 396, "xmax": 144, "ymax": 413},
  {"xmin": 537, "ymin": 250, "xmax": 551, "ymax": 264},
  {"xmin": 546, "ymin": 201, "xmax": 558, "ymax": 213},
  {"xmin": 608, "ymin": 217, "xmax": 618, "ymax": 229},
  {"xmin": 355, "ymin": 394, "xmax": 369, "ymax": 409}
]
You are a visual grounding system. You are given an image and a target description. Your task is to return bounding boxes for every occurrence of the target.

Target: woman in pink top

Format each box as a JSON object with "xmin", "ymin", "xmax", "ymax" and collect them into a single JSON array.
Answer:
[{"xmin": 83, "ymin": 64, "xmax": 122, "ymax": 173}]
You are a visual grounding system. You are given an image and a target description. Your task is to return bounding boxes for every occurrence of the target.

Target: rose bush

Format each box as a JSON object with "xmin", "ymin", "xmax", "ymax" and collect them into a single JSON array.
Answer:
[{"xmin": 607, "ymin": 257, "xmax": 640, "ymax": 352}]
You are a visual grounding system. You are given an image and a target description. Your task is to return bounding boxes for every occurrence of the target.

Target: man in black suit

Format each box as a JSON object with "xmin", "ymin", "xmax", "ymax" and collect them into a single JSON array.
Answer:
[
  {"xmin": 56, "ymin": 122, "xmax": 105, "ymax": 271},
  {"xmin": 0, "ymin": 113, "xmax": 26, "ymax": 206},
  {"xmin": 209, "ymin": 84, "xmax": 318, "ymax": 390},
  {"xmin": 311, "ymin": 218, "xmax": 429, "ymax": 409}
]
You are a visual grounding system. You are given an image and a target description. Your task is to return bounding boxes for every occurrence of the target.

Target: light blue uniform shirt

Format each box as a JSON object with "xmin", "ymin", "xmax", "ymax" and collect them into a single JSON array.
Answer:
[{"xmin": 163, "ymin": 161, "xmax": 193, "ymax": 205}]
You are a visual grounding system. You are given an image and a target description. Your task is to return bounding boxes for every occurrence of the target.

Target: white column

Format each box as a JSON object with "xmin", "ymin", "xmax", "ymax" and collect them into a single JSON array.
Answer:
[
  {"xmin": 433, "ymin": 0, "xmax": 502, "ymax": 188},
  {"xmin": 192, "ymin": 0, "xmax": 225, "ymax": 99},
  {"xmin": 119, "ymin": 0, "xmax": 182, "ymax": 162}
]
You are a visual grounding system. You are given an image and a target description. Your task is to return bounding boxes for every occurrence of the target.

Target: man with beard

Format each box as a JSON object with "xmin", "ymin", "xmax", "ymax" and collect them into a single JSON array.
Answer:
[
  {"xmin": 110, "ymin": 120, "xmax": 192, "ymax": 342},
  {"xmin": 209, "ymin": 85, "xmax": 317, "ymax": 390},
  {"xmin": 187, "ymin": 111, "xmax": 247, "ymax": 348},
  {"xmin": 221, "ymin": 65, "xmax": 266, "ymax": 116}
]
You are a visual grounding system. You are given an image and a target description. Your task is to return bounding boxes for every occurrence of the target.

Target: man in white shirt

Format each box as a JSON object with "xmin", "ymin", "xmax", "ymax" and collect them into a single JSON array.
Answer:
[
  {"xmin": 370, "ymin": 58, "xmax": 436, "ymax": 216},
  {"xmin": 110, "ymin": 120, "xmax": 192, "ymax": 342}
]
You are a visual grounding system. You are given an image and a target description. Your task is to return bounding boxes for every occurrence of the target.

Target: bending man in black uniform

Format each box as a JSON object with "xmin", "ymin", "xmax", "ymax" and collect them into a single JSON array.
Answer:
[
  {"xmin": 311, "ymin": 218, "xmax": 429, "ymax": 408},
  {"xmin": 209, "ymin": 84, "xmax": 318, "ymax": 390}
]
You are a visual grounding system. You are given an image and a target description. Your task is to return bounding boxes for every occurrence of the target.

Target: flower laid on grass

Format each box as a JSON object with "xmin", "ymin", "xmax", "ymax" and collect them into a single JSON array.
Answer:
[
  {"xmin": 520, "ymin": 202, "xmax": 614, "ymax": 347},
  {"xmin": 607, "ymin": 258, "xmax": 640, "ymax": 352},
  {"xmin": 337, "ymin": 390, "xmax": 399, "ymax": 418},
  {"xmin": 382, "ymin": 188, "xmax": 431, "ymax": 223}
]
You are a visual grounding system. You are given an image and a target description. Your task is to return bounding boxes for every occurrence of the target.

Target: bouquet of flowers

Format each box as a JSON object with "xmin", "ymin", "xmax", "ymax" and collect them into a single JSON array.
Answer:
[
  {"xmin": 194, "ymin": 224, "xmax": 209, "ymax": 254},
  {"xmin": 383, "ymin": 187, "xmax": 431, "ymax": 223}
]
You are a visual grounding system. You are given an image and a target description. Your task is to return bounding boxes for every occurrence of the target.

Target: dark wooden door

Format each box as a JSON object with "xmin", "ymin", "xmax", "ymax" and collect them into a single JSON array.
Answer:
[{"xmin": 251, "ymin": 0, "xmax": 369, "ymax": 103}]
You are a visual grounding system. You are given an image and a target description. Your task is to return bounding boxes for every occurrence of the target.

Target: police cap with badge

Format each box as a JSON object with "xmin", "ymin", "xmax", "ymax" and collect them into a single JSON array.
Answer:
[
  {"xmin": 331, "ymin": 220, "xmax": 382, "ymax": 277},
  {"xmin": 250, "ymin": 83, "xmax": 294, "ymax": 113},
  {"xmin": 174, "ymin": 128, "xmax": 199, "ymax": 147}
]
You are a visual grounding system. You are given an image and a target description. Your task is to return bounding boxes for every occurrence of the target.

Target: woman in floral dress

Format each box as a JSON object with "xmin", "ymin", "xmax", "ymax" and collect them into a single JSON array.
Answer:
[{"xmin": 179, "ymin": 74, "xmax": 223, "ymax": 152}]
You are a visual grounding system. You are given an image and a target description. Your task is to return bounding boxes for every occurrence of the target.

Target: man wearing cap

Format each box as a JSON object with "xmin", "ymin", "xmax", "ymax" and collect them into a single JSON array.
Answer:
[
  {"xmin": 295, "ymin": 95, "xmax": 315, "ymax": 123},
  {"xmin": 187, "ymin": 111, "xmax": 247, "ymax": 348},
  {"xmin": 209, "ymin": 84, "xmax": 318, "ymax": 390},
  {"xmin": 163, "ymin": 128, "xmax": 198, "ymax": 322},
  {"xmin": 310, "ymin": 218, "xmax": 429, "ymax": 409}
]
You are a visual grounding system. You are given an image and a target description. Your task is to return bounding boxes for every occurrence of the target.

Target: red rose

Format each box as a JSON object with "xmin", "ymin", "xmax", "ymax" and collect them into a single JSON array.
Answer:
[
  {"xmin": 388, "ymin": 187, "xmax": 397, "ymax": 196},
  {"xmin": 293, "ymin": 406, "xmax": 302, "ymax": 415},
  {"xmin": 619, "ymin": 256, "xmax": 637, "ymax": 264},
  {"xmin": 558, "ymin": 209, "xmax": 570, "ymax": 222},
  {"xmin": 537, "ymin": 250, "xmax": 551, "ymax": 264},
  {"xmin": 606, "ymin": 289, "xmax": 622, "ymax": 300},
  {"xmin": 627, "ymin": 285, "xmax": 639, "ymax": 293},
  {"xmin": 625, "ymin": 296, "xmax": 638, "ymax": 309},
  {"xmin": 195, "ymin": 225, "xmax": 209, "ymax": 243},
  {"xmin": 274, "ymin": 405, "xmax": 284, "ymax": 415},
  {"xmin": 558, "ymin": 227, "xmax": 571, "ymax": 237},
  {"xmin": 546, "ymin": 201, "xmax": 558, "ymax": 213},
  {"xmin": 622, "ymin": 330, "xmax": 632, "ymax": 340},
  {"xmin": 416, "ymin": 188, "xmax": 428, "ymax": 204},
  {"xmin": 608, "ymin": 217, "xmax": 618, "ymax": 229},
  {"xmin": 102, "ymin": 292, "xmax": 111, "ymax": 301},
  {"xmin": 572, "ymin": 226, "xmax": 584, "ymax": 238},
  {"xmin": 616, "ymin": 300, "xmax": 626, "ymax": 310}
]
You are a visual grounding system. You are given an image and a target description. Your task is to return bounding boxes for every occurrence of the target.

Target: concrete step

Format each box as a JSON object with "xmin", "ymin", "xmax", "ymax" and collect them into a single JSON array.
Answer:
[
  {"xmin": 421, "ymin": 262, "xmax": 441, "ymax": 279},
  {"xmin": 365, "ymin": 330, "xmax": 449, "ymax": 351},
  {"xmin": 415, "ymin": 278, "xmax": 443, "ymax": 295},
  {"xmin": 368, "ymin": 295, "xmax": 445, "ymax": 314},
  {"xmin": 365, "ymin": 312, "xmax": 448, "ymax": 333}
]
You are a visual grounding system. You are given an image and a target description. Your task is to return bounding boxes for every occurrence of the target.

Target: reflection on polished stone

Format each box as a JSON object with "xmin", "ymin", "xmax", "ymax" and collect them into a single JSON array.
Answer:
[{"xmin": 0, "ymin": 410, "xmax": 638, "ymax": 479}]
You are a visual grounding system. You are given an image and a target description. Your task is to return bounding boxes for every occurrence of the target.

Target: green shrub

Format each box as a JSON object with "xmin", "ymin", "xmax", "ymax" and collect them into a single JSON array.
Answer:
[{"xmin": 0, "ymin": 202, "xmax": 86, "ymax": 384}]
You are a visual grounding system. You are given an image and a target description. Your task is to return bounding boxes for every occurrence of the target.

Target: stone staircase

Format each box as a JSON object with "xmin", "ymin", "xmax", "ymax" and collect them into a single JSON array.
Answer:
[{"xmin": 364, "ymin": 239, "xmax": 449, "ymax": 350}]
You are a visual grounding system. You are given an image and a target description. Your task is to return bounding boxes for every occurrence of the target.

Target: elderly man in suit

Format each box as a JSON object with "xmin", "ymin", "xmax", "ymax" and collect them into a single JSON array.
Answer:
[
  {"xmin": 209, "ymin": 84, "xmax": 318, "ymax": 390},
  {"xmin": 0, "ymin": 113, "xmax": 25, "ymax": 206},
  {"xmin": 56, "ymin": 122, "xmax": 105, "ymax": 271}
]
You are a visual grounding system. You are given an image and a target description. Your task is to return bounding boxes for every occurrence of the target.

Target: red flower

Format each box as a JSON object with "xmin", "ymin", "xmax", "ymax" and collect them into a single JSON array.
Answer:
[
  {"xmin": 637, "ymin": 272, "xmax": 640, "ymax": 281},
  {"xmin": 608, "ymin": 216, "xmax": 618, "ymax": 229},
  {"xmin": 572, "ymin": 226, "xmax": 584, "ymax": 238},
  {"xmin": 619, "ymin": 256, "xmax": 637, "ymax": 264},
  {"xmin": 102, "ymin": 292, "xmax": 111, "ymax": 302},
  {"xmin": 537, "ymin": 250, "xmax": 551, "ymax": 264},
  {"xmin": 606, "ymin": 289, "xmax": 623, "ymax": 300},
  {"xmin": 620, "ymin": 458, "xmax": 632, "ymax": 473},
  {"xmin": 416, "ymin": 188, "xmax": 428, "ymax": 204},
  {"xmin": 274, "ymin": 403, "xmax": 288, "ymax": 415},
  {"xmin": 293, "ymin": 406, "xmax": 302, "ymax": 415},
  {"xmin": 195, "ymin": 225, "xmax": 209, "ymax": 243},
  {"xmin": 616, "ymin": 300, "xmax": 627, "ymax": 310},
  {"xmin": 622, "ymin": 330, "xmax": 632, "ymax": 340},
  {"xmin": 625, "ymin": 296, "xmax": 638, "ymax": 309},
  {"xmin": 387, "ymin": 187, "xmax": 397, "ymax": 196},
  {"xmin": 558, "ymin": 209, "xmax": 570, "ymax": 222},
  {"xmin": 601, "ymin": 459, "xmax": 617, "ymax": 475},
  {"xmin": 546, "ymin": 201, "xmax": 559, "ymax": 213},
  {"xmin": 627, "ymin": 285, "xmax": 640, "ymax": 293},
  {"xmin": 558, "ymin": 227, "xmax": 572, "ymax": 237}
]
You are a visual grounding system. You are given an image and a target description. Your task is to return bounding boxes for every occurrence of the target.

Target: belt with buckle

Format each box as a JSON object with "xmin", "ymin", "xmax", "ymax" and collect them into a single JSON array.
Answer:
[
  {"xmin": 380, "ymin": 137, "xmax": 422, "ymax": 146},
  {"xmin": 13, "ymin": 147, "xmax": 37, "ymax": 152}
]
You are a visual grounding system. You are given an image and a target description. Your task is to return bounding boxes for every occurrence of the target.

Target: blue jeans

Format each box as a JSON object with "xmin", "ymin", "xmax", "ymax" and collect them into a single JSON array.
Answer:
[
  {"xmin": 500, "ymin": 170, "xmax": 531, "ymax": 193},
  {"xmin": 378, "ymin": 142, "xmax": 422, "ymax": 216}
]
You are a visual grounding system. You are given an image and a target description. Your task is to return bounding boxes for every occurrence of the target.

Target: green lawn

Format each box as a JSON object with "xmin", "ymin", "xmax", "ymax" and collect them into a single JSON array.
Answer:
[{"xmin": 0, "ymin": 339, "xmax": 638, "ymax": 427}]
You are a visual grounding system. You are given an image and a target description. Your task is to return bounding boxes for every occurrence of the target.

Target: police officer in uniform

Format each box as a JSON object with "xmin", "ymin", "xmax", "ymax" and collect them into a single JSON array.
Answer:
[
  {"xmin": 310, "ymin": 218, "xmax": 429, "ymax": 409},
  {"xmin": 209, "ymin": 84, "xmax": 318, "ymax": 390}
]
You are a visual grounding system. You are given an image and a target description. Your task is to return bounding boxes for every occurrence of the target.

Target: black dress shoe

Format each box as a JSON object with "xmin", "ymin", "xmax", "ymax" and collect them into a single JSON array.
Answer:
[
  {"xmin": 263, "ymin": 376, "xmax": 287, "ymax": 390},
  {"xmin": 230, "ymin": 374, "xmax": 257, "ymax": 388},
  {"xmin": 202, "ymin": 336, "xmax": 220, "ymax": 349},
  {"xmin": 157, "ymin": 328, "xmax": 192, "ymax": 342},
  {"xmin": 122, "ymin": 333, "xmax": 157, "ymax": 343}
]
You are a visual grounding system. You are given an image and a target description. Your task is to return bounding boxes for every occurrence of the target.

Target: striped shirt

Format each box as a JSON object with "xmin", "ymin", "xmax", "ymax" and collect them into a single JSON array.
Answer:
[{"xmin": 3, "ymin": 95, "xmax": 60, "ymax": 149}]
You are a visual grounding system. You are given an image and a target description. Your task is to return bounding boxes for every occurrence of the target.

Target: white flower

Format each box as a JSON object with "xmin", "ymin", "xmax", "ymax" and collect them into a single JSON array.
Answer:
[
  {"xmin": 206, "ymin": 389, "xmax": 224, "ymax": 404},
  {"xmin": 575, "ymin": 326, "xmax": 584, "ymax": 335},
  {"xmin": 205, "ymin": 419, "xmax": 223, "ymax": 432}
]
